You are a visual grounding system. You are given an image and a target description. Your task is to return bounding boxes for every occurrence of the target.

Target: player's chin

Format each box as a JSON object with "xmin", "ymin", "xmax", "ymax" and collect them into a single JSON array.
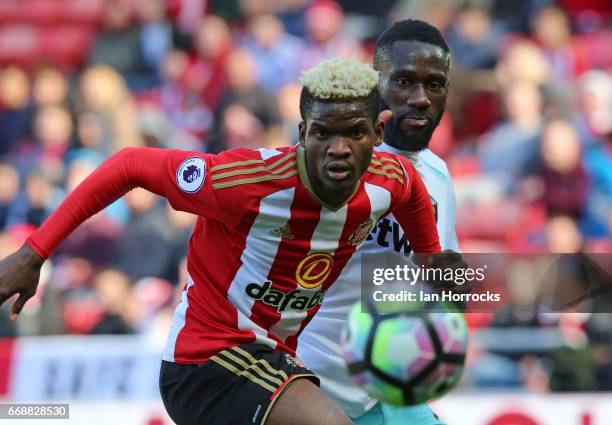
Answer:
[{"xmin": 322, "ymin": 173, "xmax": 358, "ymax": 193}]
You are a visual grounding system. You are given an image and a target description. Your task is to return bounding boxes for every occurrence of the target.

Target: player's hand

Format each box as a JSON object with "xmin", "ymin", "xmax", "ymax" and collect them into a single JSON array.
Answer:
[
  {"xmin": 0, "ymin": 243, "xmax": 45, "ymax": 320},
  {"xmin": 425, "ymin": 250, "xmax": 472, "ymax": 295}
]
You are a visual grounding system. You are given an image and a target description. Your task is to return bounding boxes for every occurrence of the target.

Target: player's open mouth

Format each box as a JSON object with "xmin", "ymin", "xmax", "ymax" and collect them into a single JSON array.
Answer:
[{"xmin": 326, "ymin": 162, "xmax": 351, "ymax": 180}]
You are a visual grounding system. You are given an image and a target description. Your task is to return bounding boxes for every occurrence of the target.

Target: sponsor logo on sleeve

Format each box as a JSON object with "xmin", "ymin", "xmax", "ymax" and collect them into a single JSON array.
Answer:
[{"xmin": 176, "ymin": 157, "xmax": 206, "ymax": 193}]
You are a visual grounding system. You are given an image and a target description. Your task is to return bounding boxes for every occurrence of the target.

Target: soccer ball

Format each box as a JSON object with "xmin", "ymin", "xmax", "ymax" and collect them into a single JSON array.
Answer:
[{"xmin": 340, "ymin": 299, "xmax": 468, "ymax": 406}]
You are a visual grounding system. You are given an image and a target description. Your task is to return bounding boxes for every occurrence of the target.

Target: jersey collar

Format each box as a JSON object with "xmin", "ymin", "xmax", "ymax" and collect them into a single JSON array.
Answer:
[{"xmin": 377, "ymin": 142, "xmax": 423, "ymax": 165}]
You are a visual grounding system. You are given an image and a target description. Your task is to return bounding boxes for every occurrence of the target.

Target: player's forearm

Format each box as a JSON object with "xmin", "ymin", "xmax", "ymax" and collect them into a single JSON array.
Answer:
[{"xmin": 26, "ymin": 147, "xmax": 169, "ymax": 259}]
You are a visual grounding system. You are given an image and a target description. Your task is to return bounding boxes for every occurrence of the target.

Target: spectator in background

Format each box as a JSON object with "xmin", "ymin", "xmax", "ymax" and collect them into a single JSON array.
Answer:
[
  {"xmin": 136, "ymin": 0, "xmax": 173, "ymax": 81},
  {"xmin": 546, "ymin": 214, "xmax": 584, "ymax": 253},
  {"xmin": 574, "ymin": 71, "xmax": 612, "ymax": 237},
  {"xmin": 88, "ymin": 0, "xmax": 157, "ymax": 91},
  {"xmin": 79, "ymin": 65, "xmax": 143, "ymax": 151},
  {"xmin": 31, "ymin": 66, "xmax": 71, "ymax": 109},
  {"xmin": 535, "ymin": 120, "xmax": 589, "ymax": 219},
  {"xmin": 495, "ymin": 39, "xmax": 551, "ymax": 89},
  {"xmin": 242, "ymin": 14, "xmax": 303, "ymax": 95},
  {"xmin": 531, "ymin": 6, "xmax": 590, "ymax": 82},
  {"xmin": 489, "ymin": 0, "xmax": 551, "ymax": 33},
  {"xmin": 219, "ymin": 104, "xmax": 266, "ymax": 150},
  {"xmin": 114, "ymin": 189, "xmax": 173, "ymax": 281},
  {"xmin": 276, "ymin": 82, "xmax": 303, "ymax": 146},
  {"xmin": 10, "ymin": 106, "xmax": 73, "ymax": 182},
  {"xmin": 23, "ymin": 172, "xmax": 56, "ymax": 228},
  {"xmin": 298, "ymin": 0, "xmax": 365, "ymax": 70},
  {"xmin": 71, "ymin": 112, "xmax": 113, "ymax": 159},
  {"xmin": 187, "ymin": 15, "xmax": 234, "ymax": 110},
  {"xmin": 0, "ymin": 164, "xmax": 22, "ymax": 230},
  {"xmin": 575, "ymin": 70, "xmax": 612, "ymax": 147},
  {"xmin": 446, "ymin": 4, "xmax": 504, "ymax": 70},
  {"xmin": 157, "ymin": 49, "xmax": 214, "ymax": 148},
  {"xmin": 90, "ymin": 269, "xmax": 138, "ymax": 334},
  {"xmin": 478, "ymin": 81, "xmax": 544, "ymax": 191},
  {"xmin": 0, "ymin": 67, "xmax": 32, "ymax": 157},
  {"xmin": 211, "ymin": 48, "xmax": 279, "ymax": 151}
]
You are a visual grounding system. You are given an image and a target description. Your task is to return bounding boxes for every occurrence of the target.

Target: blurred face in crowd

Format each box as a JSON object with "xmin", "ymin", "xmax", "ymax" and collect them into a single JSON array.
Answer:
[
  {"xmin": 456, "ymin": 6, "xmax": 491, "ymax": 44},
  {"xmin": 377, "ymin": 40, "xmax": 450, "ymax": 152},
  {"xmin": 222, "ymin": 104, "xmax": 264, "ymax": 150},
  {"xmin": 34, "ymin": 106, "xmax": 73, "ymax": 147},
  {"xmin": 299, "ymin": 100, "xmax": 384, "ymax": 207},
  {"xmin": 32, "ymin": 67, "xmax": 69, "ymax": 107},
  {"xmin": 305, "ymin": 1, "xmax": 344, "ymax": 44},
  {"xmin": 504, "ymin": 81, "xmax": 543, "ymax": 126},
  {"xmin": 103, "ymin": 0, "xmax": 133, "ymax": 30},
  {"xmin": 496, "ymin": 40, "xmax": 549, "ymax": 87},
  {"xmin": 80, "ymin": 66, "xmax": 126, "ymax": 110},
  {"xmin": 93, "ymin": 269, "xmax": 134, "ymax": 316},
  {"xmin": 540, "ymin": 120, "xmax": 581, "ymax": 174},
  {"xmin": 0, "ymin": 164, "xmax": 19, "ymax": 203},
  {"xmin": 249, "ymin": 14, "xmax": 284, "ymax": 49},
  {"xmin": 196, "ymin": 15, "xmax": 231, "ymax": 59},
  {"xmin": 25, "ymin": 173, "xmax": 52, "ymax": 207},
  {"xmin": 136, "ymin": 0, "xmax": 166, "ymax": 23},
  {"xmin": 77, "ymin": 113, "xmax": 106, "ymax": 149},
  {"xmin": 0, "ymin": 66, "xmax": 30, "ymax": 109},
  {"xmin": 226, "ymin": 49, "xmax": 257, "ymax": 92},
  {"xmin": 532, "ymin": 7, "xmax": 571, "ymax": 49}
]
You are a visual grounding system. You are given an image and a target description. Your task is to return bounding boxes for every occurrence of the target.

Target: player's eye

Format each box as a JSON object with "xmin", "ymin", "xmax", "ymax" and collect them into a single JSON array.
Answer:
[
  {"xmin": 427, "ymin": 81, "xmax": 445, "ymax": 92},
  {"xmin": 314, "ymin": 129, "xmax": 329, "ymax": 140},
  {"xmin": 395, "ymin": 78, "xmax": 410, "ymax": 88},
  {"xmin": 350, "ymin": 128, "xmax": 366, "ymax": 139}
]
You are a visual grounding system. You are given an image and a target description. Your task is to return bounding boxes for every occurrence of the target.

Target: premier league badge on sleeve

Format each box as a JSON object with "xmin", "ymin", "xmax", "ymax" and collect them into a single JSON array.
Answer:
[{"xmin": 176, "ymin": 157, "xmax": 206, "ymax": 193}]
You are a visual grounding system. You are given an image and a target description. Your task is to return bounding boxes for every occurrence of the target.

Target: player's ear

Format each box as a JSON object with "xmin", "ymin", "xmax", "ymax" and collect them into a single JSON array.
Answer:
[
  {"xmin": 298, "ymin": 121, "xmax": 306, "ymax": 147},
  {"xmin": 374, "ymin": 110, "xmax": 391, "ymax": 146}
]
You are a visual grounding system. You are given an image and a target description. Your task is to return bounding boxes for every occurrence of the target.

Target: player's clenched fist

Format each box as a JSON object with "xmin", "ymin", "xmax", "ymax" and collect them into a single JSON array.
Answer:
[{"xmin": 0, "ymin": 243, "xmax": 45, "ymax": 320}]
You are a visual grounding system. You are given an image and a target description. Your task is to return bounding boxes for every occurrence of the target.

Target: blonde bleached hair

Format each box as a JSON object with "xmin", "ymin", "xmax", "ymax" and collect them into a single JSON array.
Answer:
[{"xmin": 300, "ymin": 57, "xmax": 379, "ymax": 100}]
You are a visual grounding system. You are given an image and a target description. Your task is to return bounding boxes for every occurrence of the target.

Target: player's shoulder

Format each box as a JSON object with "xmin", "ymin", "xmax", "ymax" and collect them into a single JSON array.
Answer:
[
  {"xmin": 418, "ymin": 149, "xmax": 452, "ymax": 180},
  {"xmin": 364, "ymin": 151, "xmax": 410, "ymax": 189},
  {"xmin": 208, "ymin": 146, "xmax": 298, "ymax": 190}
]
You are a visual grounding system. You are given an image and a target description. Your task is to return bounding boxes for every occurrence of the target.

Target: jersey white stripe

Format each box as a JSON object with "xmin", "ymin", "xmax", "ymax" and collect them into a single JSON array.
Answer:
[
  {"xmin": 163, "ymin": 275, "xmax": 195, "ymax": 362},
  {"xmin": 363, "ymin": 182, "xmax": 392, "ymax": 224},
  {"xmin": 226, "ymin": 187, "xmax": 296, "ymax": 348},
  {"xmin": 270, "ymin": 204, "xmax": 349, "ymax": 342},
  {"xmin": 257, "ymin": 148, "xmax": 283, "ymax": 160}
]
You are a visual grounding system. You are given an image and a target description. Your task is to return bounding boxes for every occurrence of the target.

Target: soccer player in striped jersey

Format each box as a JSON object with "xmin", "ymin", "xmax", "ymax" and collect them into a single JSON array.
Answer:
[
  {"xmin": 0, "ymin": 57, "xmax": 444, "ymax": 425},
  {"xmin": 298, "ymin": 20, "xmax": 460, "ymax": 425}
]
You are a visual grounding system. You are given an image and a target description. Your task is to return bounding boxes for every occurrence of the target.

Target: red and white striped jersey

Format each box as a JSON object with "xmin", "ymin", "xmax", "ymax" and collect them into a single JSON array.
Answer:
[{"xmin": 161, "ymin": 145, "xmax": 440, "ymax": 363}]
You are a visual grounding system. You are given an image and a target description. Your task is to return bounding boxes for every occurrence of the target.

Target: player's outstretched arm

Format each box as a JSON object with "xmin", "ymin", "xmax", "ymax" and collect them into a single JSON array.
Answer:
[{"xmin": 0, "ymin": 147, "xmax": 171, "ymax": 318}]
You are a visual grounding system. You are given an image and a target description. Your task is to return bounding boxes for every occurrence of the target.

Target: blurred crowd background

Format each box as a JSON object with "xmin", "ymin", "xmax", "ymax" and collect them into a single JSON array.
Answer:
[{"xmin": 0, "ymin": 0, "xmax": 610, "ymax": 395}]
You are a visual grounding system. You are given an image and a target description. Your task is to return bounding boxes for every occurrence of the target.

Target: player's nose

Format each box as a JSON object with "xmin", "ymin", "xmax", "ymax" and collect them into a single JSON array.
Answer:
[
  {"xmin": 327, "ymin": 136, "xmax": 351, "ymax": 158},
  {"xmin": 406, "ymin": 84, "xmax": 431, "ymax": 110}
]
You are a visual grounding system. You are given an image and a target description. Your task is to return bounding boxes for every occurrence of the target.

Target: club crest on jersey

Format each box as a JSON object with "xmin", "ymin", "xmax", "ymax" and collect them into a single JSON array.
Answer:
[
  {"xmin": 245, "ymin": 281, "xmax": 325, "ymax": 312},
  {"xmin": 295, "ymin": 252, "xmax": 333, "ymax": 289},
  {"xmin": 176, "ymin": 157, "xmax": 206, "ymax": 193},
  {"xmin": 348, "ymin": 218, "xmax": 375, "ymax": 246}
]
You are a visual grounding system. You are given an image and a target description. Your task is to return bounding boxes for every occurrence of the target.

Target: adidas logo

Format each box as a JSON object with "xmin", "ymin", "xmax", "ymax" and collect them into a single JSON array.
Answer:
[{"xmin": 269, "ymin": 224, "xmax": 294, "ymax": 240}]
